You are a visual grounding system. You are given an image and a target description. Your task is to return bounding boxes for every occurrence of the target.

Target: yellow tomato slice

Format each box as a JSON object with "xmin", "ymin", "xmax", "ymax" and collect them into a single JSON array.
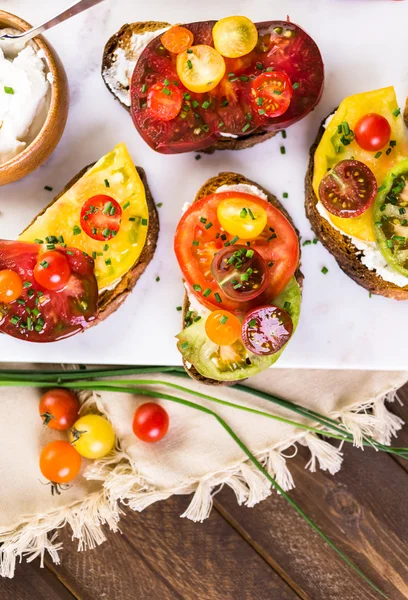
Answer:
[
  {"xmin": 313, "ymin": 86, "xmax": 408, "ymax": 242},
  {"xmin": 217, "ymin": 197, "xmax": 267, "ymax": 240},
  {"xmin": 212, "ymin": 16, "xmax": 258, "ymax": 59},
  {"xmin": 176, "ymin": 45, "xmax": 226, "ymax": 93}
]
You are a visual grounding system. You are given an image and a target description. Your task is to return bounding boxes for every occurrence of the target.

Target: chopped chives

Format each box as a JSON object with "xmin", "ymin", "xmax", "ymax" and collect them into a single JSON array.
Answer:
[
  {"xmin": 219, "ymin": 315, "xmax": 228, "ymax": 324},
  {"xmin": 4, "ymin": 86, "xmax": 14, "ymax": 94},
  {"xmin": 283, "ymin": 192, "xmax": 288, "ymax": 198},
  {"xmin": 230, "ymin": 236, "xmax": 239, "ymax": 244},
  {"xmin": 34, "ymin": 239, "xmax": 43, "ymax": 244},
  {"xmin": 104, "ymin": 179, "xmax": 110, "ymax": 188},
  {"xmin": 40, "ymin": 260, "xmax": 49, "ymax": 269},
  {"xmin": 281, "ymin": 130, "xmax": 287, "ymax": 139},
  {"xmin": 73, "ymin": 225, "xmax": 81, "ymax": 235},
  {"xmin": 283, "ymin": 301, "xmax": 291, "ymax": 310},
  {"xmin": 44, "ymin": 185, "xmax": 53, "ymax": 191},
  {"xmin": 280, "ymin": 146, "xmax": 286, "ymax": 154},
  {"xmin": 156, "ymin": 276, "xmax": 160, "ymax": 282},
  {"xmin": 393, "ymin": 108, "xmax": 401, "ymax": 117},
  {"xmin": 187, "ymin": 60, "xmax": 193, "ymax": 69},
  {"xmin": 105, "ymin": 258, "xmax": 112, "ymax": 265},
  {"xmin": 203, "ymin": 288, "xmax": 212, "ymax": 297},
  {"xmin": 141, "ymin": 218, "xmax": 148, "ymax": 226},
  {"xmin": 242, "ymin": 123, "xmax": 251, "ymax": 133},
  {"xmin": 240, "ymin": 208, "xmax": 248, "ymax": 218},
  {"xmin": 192, "ymin": 240, "xmax": 199, "ymax": 246},
  {"xmin": 374, "ymin": 151, "xmax": 382, "ymax": 159},
  {"xmin": 193, "ymin": 284, "xmax": 202, "ymax": 292},
  {"xmin": 248, "ymin": 319, "xmax": 257, "ymax": 327},
  {"xmin": 292, "ymin": 82, "xmax": 300, "ymax": 89},
  {"xmin": 23, "ymin": 281, "xmax": 31, "ymax": 288},
  {"xmin": 176, "ymin": 306, "xmax": 182, "ymax": 311},
  {"xmin": 321, "ymin": 266, "xmax": 328, "ymax": 274},
  {"xmin": 123, "ymin": 201, "xmax": 130, "ymax": 210},
  {"xmin": 142, "ymin": 84, "xmax": 147, "ymax": 93},
  {"xmin": 204, "ymin": 222, "xmax": 213, "ymax": 230},
  {"xmin": 214, "ymin": 293, "xmax": 222, "ymax": 303},
  {"xmin": 199, "ymin": 217, "xmax": 207, "ymax": 224}
]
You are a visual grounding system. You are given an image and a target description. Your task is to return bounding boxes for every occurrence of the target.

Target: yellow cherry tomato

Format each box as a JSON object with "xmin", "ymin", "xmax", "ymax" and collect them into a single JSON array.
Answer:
[
  {"xmin": 205, "ymin": 310, "xmax": 242, "ymax": 346},
  {"xmin": 217, "ymin": 197, "xmax": 268, "ymax": 240},
  {"xmin": 0, "ymin": 269, "xmax": 23, "ymax": 303},
  {"xmin": 70, "ymin": 414, "xmax": 115, "ymax": 459},
  {"xmin": 212, "ymin": 16, "xmax": 258, "ymax": 59},
  {"xmin": 176, "ymin": 45, "xmax": 226, "ymax": 93}
]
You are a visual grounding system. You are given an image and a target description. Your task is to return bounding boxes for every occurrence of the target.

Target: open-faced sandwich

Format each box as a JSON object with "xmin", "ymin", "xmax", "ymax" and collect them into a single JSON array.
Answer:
[
  {"xmin": 102, "ymin": 17, "xmax": 324, "ymax": 154},
  {"xmin": 306, "ymin": 86, "xmax": 408, "ymax": 299},
  {"xmin": 0, "ymin": 143, "xmax": 159, "ymax": 342},
  {"xmin": 174, "ymin": 172, "xmax": 302, "ymax": 384}
]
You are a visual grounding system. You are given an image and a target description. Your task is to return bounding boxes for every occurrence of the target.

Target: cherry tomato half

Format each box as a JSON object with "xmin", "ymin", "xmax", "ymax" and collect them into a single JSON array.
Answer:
[
  {"xmin": 251, "ymin": 71, "xmax": 293, "ymax": 118},
  {"xmin": 176, "ymin": 45, "xmax": 226, "ymax": 94},
  {"xmin": 70, "ymin": 414, "xmax": 115, "ymax": 459},
  {"xmin": 211, "ymin": 246, "xmax": 270, "ymax": 302},
  {"xmin": 147, "ymin": 81, "xmax": 183, "ymax": 121},
  {"xmin": 242, "ymin": 305, "xmax": 293, "ymax": 356},
  {"xmin": 217, "ymin": 197, "xmax": 267, "ymax": 240},
  {"xmin": 212, "ymin": 16, "xmax": 258, "ymax": 58},
  {"xmin": 161, "ymin": 26, "xmax": 194, "ymax": 54},
  {"xmin": 39, "ymin": 389, "xmax": 80, "ymax": 431},
  {"xmin": 0, "ymin": 269, "xmax": 23, "ymax": 303},
  {"xmin": 133, "ymin": 403, "xmax": 169, "ymax": 443},
  {"xmin": 205, "ymin": 309, "xmax": 242, "ymax": 346},
  {"xmin": 39, "ymin": 440, "xmax": 81, "ymax": 484},
  {"xmin": 80, "ymin": 195, "xmax": 122, "ymax": 241},
  {"xmin": 354, "ymin": 113, "xmax": 391, "ymax": 152},
  {"xmin": 33, "ymin": 250, "xmax": 71, "ymax": 291},
  {"xmin": 319, "ymin": 159, "xmax": 378, "ymax": 218}
]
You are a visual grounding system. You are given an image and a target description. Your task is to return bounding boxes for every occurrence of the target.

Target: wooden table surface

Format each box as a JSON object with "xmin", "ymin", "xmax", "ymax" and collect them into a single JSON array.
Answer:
[{"xmin": 1, "ymin": 382, "xmax": 408, "ymax": 600}]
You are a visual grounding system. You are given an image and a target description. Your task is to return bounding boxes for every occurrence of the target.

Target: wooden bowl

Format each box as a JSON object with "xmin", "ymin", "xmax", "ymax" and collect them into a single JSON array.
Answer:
[{"xmin": 0, "ymin": 10, "xmax": 69, "ymax": 186}]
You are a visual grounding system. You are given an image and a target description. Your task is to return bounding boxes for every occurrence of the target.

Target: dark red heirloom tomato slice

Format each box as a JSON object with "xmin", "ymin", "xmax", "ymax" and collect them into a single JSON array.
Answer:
[
  {"xmin": 80, "ymin": 195, "xmax": 122, "ymax": 241},
  {"xmin": 354, "ymin": 113, "xmax": 391, "ymax": 152},
  {"xmin": 241, "ymin": 305, "xmax": 293, "ymax": 356},
  {"xmin": 251, "ymin": 71, "xmax": 293, "ymax": 118},
  {"xmin": 319, "ymin": 159, "xmax": 378, "ymax": 218},
  {"xmin": 0, "ymin": 240, "xmax": 98, "ymax": 342},
  {"xmin": 34, "ymin": 250, "xmax": 71, "ymax": 291},
  {"xmin": 211, "ymin": 245, "xmax": 269, "ymax": 302},
  {"xmin": 174, "ymin": 191, "xmax": 299, "ymax": 313},
  {"xmin": 131, "ymin": 20, "xmax": 324, "ymax": 153}
]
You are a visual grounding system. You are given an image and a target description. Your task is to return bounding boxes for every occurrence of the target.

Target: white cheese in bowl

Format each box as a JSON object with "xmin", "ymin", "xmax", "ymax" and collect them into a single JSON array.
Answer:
[{"xmin": 0, "ymin": 44, "xmax": 50, "ymax": 165}]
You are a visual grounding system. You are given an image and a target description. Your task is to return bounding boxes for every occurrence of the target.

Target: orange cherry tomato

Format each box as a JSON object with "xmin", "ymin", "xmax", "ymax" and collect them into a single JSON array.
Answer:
[
  {"xmin": 161, "ymin": 26, "xmax": 194, "ymax": 54},
  {"xmin": 205, "ymin": 310, "xmax": 242, "ymax": 346},
  {"xmin": 39, "ymin": 389, "xmax": 80, "ymax": 431},
  {"xmin": 147, "ymin": 82, "xmax": 183, "ymax": 121},
  {"xmin": 33, "ymin": 250, "xmax": 71, "ymax": 291},
  {"xmin": 0, "ymin": 269, "xmax": 23, "ymax": 303},
  {"xmin": 39, "ymin": 440, "xmax": 81, "ymax": 484}
]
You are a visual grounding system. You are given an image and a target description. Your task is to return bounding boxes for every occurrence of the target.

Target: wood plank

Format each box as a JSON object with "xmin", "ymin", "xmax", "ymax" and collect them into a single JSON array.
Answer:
[
  {"xmin": 215, "ymin": 442, "xmax": 408, "ymax": 600},
  {"xmin": 46, "ymin": 494, "xmax": 300, "ymax": 600},
  {"xmin": 0, "ymin": 561, "xmax": 76, "ymax": 600},
  {"xmin": 387, "ymin": 381, "xmax": 408, "ymax": 474}
]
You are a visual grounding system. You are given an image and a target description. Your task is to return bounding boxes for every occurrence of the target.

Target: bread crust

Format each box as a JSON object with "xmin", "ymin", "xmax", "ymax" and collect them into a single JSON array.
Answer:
[
  {"xmin": 305, "ymin": 117, "xmax": 408, "ymax": 300},
  {"xmin": 101, "ymin": 21, "xmax": 277, "ymax": 153},
  {"xmin": 181, "ymin": 172, "xmax": 303, "ymax": 385},
  {"xmin": 22, "ymin": 164, "xmax": 159, "ymax": 325}
]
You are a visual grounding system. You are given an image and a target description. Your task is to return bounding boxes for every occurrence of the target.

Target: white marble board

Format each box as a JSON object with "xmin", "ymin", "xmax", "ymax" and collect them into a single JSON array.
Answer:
[{"xmin": 1, "ymin": 0, "xmax": 408, "ymax": 369}]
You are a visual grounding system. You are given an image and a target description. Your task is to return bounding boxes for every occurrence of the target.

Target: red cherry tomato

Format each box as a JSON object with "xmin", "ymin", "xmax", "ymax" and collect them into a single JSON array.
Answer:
[
  {"xmin": 161, "ymin": 26, "xmax": 194, "ymax": 54},
  {"xmin": 33, "ymin": 251, "xmax": 71, "ymax": 291},
  {"xmin": 211, "ymin": 245, "xmax": 269, "ymax": 302},
  {"xmin": 242, "ymin": 305, "xmax": 293, "ymax": 356},
  {"xmin": 132, "ymin": 403, "xmax": 169, "ymax": 443},
  {"xmin": 251, "ymin": 71, "xmax": 293, "ymax": 118},
  {"xmin": 354, "ymin": 113, "xmax": 391, "ymax": 152},
  {"xmin": 319, "ymin": 159, "xmax": 378, "ymax": 218},
  {"xmin": 39, "ymin": 440, "xmax": 81, "ymax": 484},
  {"xmin": 0, "ymin": 269, "xmax": 23, "ymax": 303},
  {"xmin": 147, "ymin": 82, "xmax": 183, "ymax": 121},
  {"xmin": 80, "ymin": 195, "xmax": 122, "ymax": 241},
  {"xmin": 39, "ymin": 389, "xmax": 80, "ymax": 431}
]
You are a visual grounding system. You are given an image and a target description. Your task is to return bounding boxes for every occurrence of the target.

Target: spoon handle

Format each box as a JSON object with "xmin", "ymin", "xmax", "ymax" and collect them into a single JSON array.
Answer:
[{"xmin": 2, "ymin": 0, "xmax": 106, "ymax": 42}]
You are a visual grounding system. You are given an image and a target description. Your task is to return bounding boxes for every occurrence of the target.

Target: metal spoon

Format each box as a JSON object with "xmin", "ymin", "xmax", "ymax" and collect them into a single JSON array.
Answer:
[{"xmin": 0, "ymin": 0, "xmax": 106, "ymax": 56}]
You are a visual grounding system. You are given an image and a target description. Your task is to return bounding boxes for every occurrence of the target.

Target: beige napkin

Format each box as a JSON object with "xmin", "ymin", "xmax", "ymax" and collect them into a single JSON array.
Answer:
[{"xmin": 0, "ymin": 367, "xmax": 406, "ymax": 577}]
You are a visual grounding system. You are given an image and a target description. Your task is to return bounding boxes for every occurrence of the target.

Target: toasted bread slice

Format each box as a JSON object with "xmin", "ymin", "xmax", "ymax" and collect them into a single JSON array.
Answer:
[
  {"xmin": 305, "ymin": 116, "xmax": 408, "ymax": 300},
  {"xmin": 22, "ymin": 165, "xmax": 159, "ymax": 324},
  {"xmin": 182, "ymin": 172, "xmax": 304, "ymax": 386},
  {"xmin": 101, "ymin": 22, "xmax": 276, "ymax": 154}
]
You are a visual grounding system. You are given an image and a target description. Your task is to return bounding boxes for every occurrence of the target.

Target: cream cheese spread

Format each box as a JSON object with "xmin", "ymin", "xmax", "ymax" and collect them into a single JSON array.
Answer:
[
  {"xmin": 103, "ymin": 28, "xmax": 170, "ymax": 107},
  {"xmin": 0, "ymin": 44, "xmax": 50, "ymax": 164}
]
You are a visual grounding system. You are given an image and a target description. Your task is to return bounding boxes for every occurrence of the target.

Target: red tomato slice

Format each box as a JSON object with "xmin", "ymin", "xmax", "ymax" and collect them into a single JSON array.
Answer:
[
  {"xmin": 251, "ymin": 71, "xmax": 293, "ymax": 118},
  {"xmin": 80, "ymin": 195, "xmax": 122, "ymax": 241},
  {"xmin": 174, "ymin": 191, "xmax": 299, "ymax": 313},
  {"xmin": 319, "ymin": 159, "xmax": 378, "ymax": 218},
  {"xmin": 147, "ymin": 81, "xmax": 183, "ymax": 121}
]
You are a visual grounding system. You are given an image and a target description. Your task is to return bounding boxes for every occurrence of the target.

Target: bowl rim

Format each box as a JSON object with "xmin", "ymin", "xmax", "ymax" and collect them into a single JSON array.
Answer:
[{"xmin": 0, "ymin": 9, "xmax": 66, "ymax": 172}]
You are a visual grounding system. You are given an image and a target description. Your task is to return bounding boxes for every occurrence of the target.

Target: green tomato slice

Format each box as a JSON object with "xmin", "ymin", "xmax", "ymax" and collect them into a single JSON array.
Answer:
[
  {"xmin": 373, "ymin": 159, "xmax": 408, "ymax": 277},
  {"xmin": 176, "ymin": 277, "xmax": 301, "ymax": 382}
]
